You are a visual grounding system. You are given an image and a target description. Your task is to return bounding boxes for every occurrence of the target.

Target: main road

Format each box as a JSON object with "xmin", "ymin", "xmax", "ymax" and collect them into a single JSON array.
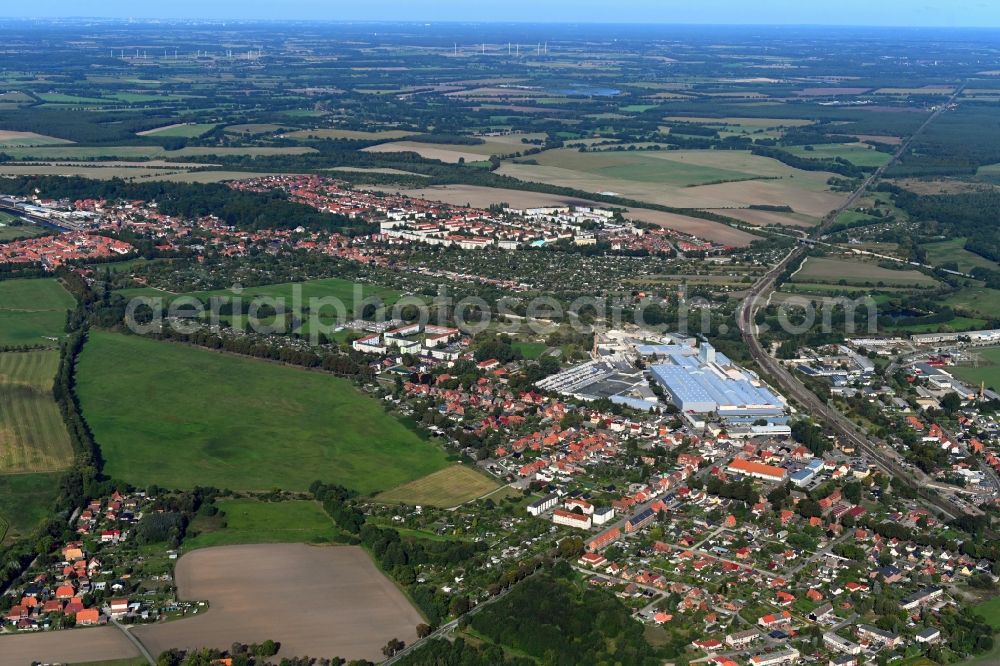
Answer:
[{"xmin": 736, "ymin": 86, "xmax": 973, "ymax": 520}]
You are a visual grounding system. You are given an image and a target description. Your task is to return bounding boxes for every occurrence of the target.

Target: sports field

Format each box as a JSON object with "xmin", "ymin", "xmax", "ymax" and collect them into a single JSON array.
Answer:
[
  {"xmin": 791, "ymin": 256, "xmax": 939, "ymax": 287},
  {"xmin": 0, "ymin": 472, "xmax": 60, "ymax": 543},
  {"xmin": 76, "ymin": 332, "xmax": 448, "ymax": 493},
  {"xmin": 0, "ymin": 351, "xmax": 75, "ymax": 473},
  {"xmin": 375, "ymin": 465, "xmax": 502, "ymax": 507},
  {"xmin": 184, "ymin": 498, "xmax": 339, "ymax": 549},
  {"xmin": 950, "ymin": 348, "xmax": 1000, "ymax": 392}
]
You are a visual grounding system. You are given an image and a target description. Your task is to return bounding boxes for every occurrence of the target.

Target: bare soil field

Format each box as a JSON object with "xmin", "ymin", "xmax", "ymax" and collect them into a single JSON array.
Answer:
[
  {"xmin": 360, "ymin": 184, "xmax": 759, "ymax": 245},
  {"xmin": 0, "ymin": 626, "xmax": 140, "ymax": 663},
  {"xmin": 134, "ymin": 544, "xmax": 423, "ymax": 663},
  {"xmin": 709, "ymin": 208, "xmax": 820, "ymax": 227},
  {"xmin": 362, "ymin": 141, "xmax": 491, "ymax": 163}
]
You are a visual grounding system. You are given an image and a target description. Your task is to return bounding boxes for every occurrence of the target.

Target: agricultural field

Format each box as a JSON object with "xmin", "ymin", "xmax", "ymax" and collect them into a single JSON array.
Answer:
[
  {"xmin": 0, "ymin": 626, "xmax": 140, "ymax": 665},
  {"xmin": 0, "ymin": 472, "xmax": 60, "ymax": 544},
  {"xmin": 497, "ymin": 148, "xmax": 847, "ymax": 217},
  {"xmin": 184, "ymin": 498, "xmax": 340, "ymax": 549},
  {"xmin": 791, "ymin": 256, "xmax": 940, "ymax": 288},
  {"xmin": 0, "ymin": 130, "xmax": 73, "ymax": 147},
  {"xmin": 923, "ymin": 238, "xmax": 999, "ymax": 273},
  {"xmin": 0, "ymin": 278, "xmax": 75, "ymax": 346},
  {"xmin": 784, "ymin": 142, "xmax": 892, "ymax": 168},
  {"xmin": 712, "ymin": 207, "xmax": 820, "ymax": 227},
  {"xmin": 134, "ymin": 544, "xmax": 423, "ymax": 662},
  {"xmin": 375, "ymin": 465, "xmax": 502, "ymax": 508},
  {"xmin": 76, "ymin": 332, "xmax": 449, "ymax": 493},
  {"xmin": 0, "ymin": 350, "xmax": 75, "ymax": 473},
  {"xmin": 136, "ymin": 122, "xmax": 219, "ymax": 138},
  {"xmin": 950, "ymin": 347, "xmax": 1000, "ymax": 392}
]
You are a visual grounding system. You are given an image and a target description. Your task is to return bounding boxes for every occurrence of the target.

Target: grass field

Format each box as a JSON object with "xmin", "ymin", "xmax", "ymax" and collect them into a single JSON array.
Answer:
[
  {"xmin": 950, "ymin": 347, "xmax": 1000, "ymax": 391},
  {"xmin": 77, "ymin": 332, "xmax": 449, "ymax": 493},
  {"xmin": 944, "ymin": 286, "xmax": 1000, "ymax": 319},
  {"xmin": 136, "ymin": 122, "xmax": 218, "ymax": 138},
  {"xmin": 0, "ymin": 278, "xmax": 75, "ymax": 346},
  {"xmin": 0, "ymin": 472, "xmax": 60, "ymax": 543},
  {"xmin": 0, "ymin": 214, "xmax": 48, "ymax": 241},
  {"xmin": 0, "ymin": 350, "xmax": 75, "ymax": 473},
  {"xmin": 513, "ymin": 341, "xmax": 547, "ymax": 359},
  {"xmin": 188, "ymin": 277, "xmax": 401, "ymax": 321},
  {"xmin": 792, "ymin": 256, "xmax": 940, "ymax": 287},
  {"xmin": 923, "ymin": 238, "xmax": 999, "ymax": 273},
  {"xmin": 785, "ymin": 142, "xmax": 892, "ymax": 168},
  {"xmin": 973, "ymin": 595, "xmax": 1000, "ymax": 631},
  {"xmin": 885, "ymin": 316, "xmax": 989, "ymax": 334},
  {"xmin": 185, "ymin": 498, "xmax": 340, "ymax": 549},
  {"xmin": 375, "ymin": 465, "xmax": 502, "ymax": 507}
]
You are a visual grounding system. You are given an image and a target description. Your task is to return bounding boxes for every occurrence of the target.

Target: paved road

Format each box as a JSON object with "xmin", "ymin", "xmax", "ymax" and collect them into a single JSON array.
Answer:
[
  {"xmin": 736, "ymin": 85, "xmax": 973, "ymax": 521},
  {"xmin": 111, "ymin": 618, "xmax": 155, "ymax": 666}
]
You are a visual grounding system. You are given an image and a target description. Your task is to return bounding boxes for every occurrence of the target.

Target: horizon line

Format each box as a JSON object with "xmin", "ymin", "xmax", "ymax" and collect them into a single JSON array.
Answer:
[{"xmin": 1, "ymin": 17, "xmax": 1000, "ymax": 30}]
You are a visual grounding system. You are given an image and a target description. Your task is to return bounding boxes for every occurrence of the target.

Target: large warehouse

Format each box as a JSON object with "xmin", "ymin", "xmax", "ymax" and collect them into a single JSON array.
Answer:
[{"xmin": 649, "ymin": 343, "xmax": 785, "ymax": 417}]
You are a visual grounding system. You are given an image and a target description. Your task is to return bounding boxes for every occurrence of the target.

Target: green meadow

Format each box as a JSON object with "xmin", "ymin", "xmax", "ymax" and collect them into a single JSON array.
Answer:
[{"xmin": 77, "ymin": 332, "xmax": 448, "ymax": 493}]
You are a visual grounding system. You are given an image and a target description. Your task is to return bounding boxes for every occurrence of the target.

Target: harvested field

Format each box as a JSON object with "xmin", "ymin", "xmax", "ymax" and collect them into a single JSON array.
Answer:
[
  {"xmin": 792, "ymin": 256, "xmax": 939, "ymax": 287},
  {"xmin": 709, "ymin": 208, "xmax": 819, "ymax": 227},
  {"xmin": 0, "ymin": 350, "xmax": 74, "ymax": 473},
  {"xmin": 134, "ymin": 544, "xmax": 423, "ymax": 663},
  {"xmin": 360, "ymin": 184, "xmax": 760, "ymax": 246},
  {"xmin": 0, "ymin": 626, "xmax": 140, "ymax": 664},
  {"xmin": 497, "ymin": 149, "xmax": 847, "ymax": 217},
  {"xmin": 0, "ymin": 130, "xmax": 73, "ymax": 147},
  {"xmin": 363, "ymin": 141, "xmax": 489, "ymax": 163},
  {"xmin": 376, "ymin": 465, "xmax": 501, "ymax": 507}
]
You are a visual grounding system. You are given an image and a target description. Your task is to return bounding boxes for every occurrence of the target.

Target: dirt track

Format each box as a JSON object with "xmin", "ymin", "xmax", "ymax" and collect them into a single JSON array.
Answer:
[
  {"xmin": 135, "ymin": 544, "xmax": 423, "ymax": 663},
  {"xmin": 0, "ymin": 625, "xmax": 140, "ymax": 664}
]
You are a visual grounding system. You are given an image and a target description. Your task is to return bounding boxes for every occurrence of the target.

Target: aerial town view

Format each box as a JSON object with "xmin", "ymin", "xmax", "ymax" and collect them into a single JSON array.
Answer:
[{"xmin": 4, "ymin": 1, "xmax": 1000, "ymax": 665}]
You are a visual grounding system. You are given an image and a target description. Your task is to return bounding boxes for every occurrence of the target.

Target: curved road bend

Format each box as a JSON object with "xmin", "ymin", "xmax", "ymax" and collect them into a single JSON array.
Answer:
[{"xmin": 737, "ymin": 85, "xmax": 973, "ymax": 520}]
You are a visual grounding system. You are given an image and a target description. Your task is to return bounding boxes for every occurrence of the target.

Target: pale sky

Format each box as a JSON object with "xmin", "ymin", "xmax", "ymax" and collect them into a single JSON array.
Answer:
[{"xmin": 1, "ymin": 1, "xmax": 998, "ymax": 28}]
